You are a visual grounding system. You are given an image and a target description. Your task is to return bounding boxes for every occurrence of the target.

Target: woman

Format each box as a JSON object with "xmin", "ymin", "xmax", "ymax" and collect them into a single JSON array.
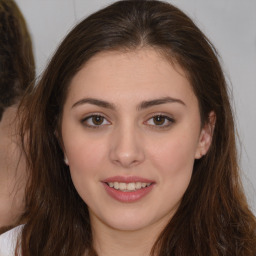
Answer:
[
  {"xmin": 1, "ymin": 0, "xmax": 255, "ymax": 255},
  {"xmin": 0, "ymin": 0, "xmax": 34, "ymax": 231}
]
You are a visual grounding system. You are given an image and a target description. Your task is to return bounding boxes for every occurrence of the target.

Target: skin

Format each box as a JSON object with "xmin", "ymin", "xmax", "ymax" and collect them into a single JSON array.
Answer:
[
  {"xmin": 0, "ymin": 105, "xmax": 26, "ymax": 229},
  {"xmin": 61, "ymin": 48, "xmax": 213, "ymax": 256}
]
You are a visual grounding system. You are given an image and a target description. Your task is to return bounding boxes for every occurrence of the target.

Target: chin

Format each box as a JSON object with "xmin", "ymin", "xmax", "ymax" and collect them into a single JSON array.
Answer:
[
  {"xmin": 107, "ymin": 218, "xmax": 153, "ymax": 232},
  {"xmin": 98, "ymin": 208, "xmax": 171, "ymax": 233}
]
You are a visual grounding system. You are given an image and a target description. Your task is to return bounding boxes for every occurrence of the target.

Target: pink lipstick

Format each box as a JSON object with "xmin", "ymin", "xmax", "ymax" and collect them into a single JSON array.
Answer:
[{"xmin": 102, "ymin": 176, "xmax": 155, "ymax": 203}]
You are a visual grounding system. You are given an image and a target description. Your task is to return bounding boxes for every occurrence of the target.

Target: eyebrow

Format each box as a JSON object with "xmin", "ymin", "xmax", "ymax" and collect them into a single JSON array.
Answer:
[
  {"xmin": 138, "ymin": 97, "xmax": 186, "ymax": 110},
  {"xmin": 71, "ymin": 96, "xmax": 186, "ymax": 110},
  {"xmin": 72, "ymin": 98, "xmax": 115, "ymax": 109}
]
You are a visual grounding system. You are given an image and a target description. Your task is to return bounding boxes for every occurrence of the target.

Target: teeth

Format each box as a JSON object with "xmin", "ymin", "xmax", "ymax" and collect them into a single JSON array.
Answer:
[
  {"xmin": 114, "ymin": 182, "xmax": 119, "ymax": 190},
  {"xmin": 141, "ymin": 183, "xmax": 147, "ymax": 188},
  {"xmin": 107, "ymin": 182, "xmax": 151, "ymax": 191},
  {"xmin": 127, "ymin": 183, "xmax": 135, "ymax": 190},
  {"xmin": 119, "ymin": 183, "xmax": 126, "ymax": 190},
  {"xmin": 136, "ymin": 182, "xmax": 141, "ymax": 189}
]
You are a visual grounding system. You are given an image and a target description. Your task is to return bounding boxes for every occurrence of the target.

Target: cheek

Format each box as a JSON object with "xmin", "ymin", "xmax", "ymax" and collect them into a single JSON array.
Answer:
[
  {"xmin": 148, "ymin": 130, "xmax": 198, "ymax": 184},
  {"xmin": 66, "ymin": 138, "xmax": 107, "ymax": 176},
  {"xmin": 61, "ymin": 114, "xmax": 110, "ymax": 196},
  {"xmin": 65, "ymin": 138, "xmax": 108, "ymax": 202}
]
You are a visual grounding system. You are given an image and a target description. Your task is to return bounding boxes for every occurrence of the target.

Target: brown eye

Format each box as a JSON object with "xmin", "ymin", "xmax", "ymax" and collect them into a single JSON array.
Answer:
[
  {"xmin": 153, "ymin": 115, "xmax": 166, "ymax": 125},
  {"xmin": 92, "ymin": 115, "xmax": 104, "ymax": 125},
  {"xmin": 145, "ymin": 115, "xmax": 174, "ymax": 128},
  {"xmin": 82, "ymin": 115, "xmax": 111, "ymax": 128}
]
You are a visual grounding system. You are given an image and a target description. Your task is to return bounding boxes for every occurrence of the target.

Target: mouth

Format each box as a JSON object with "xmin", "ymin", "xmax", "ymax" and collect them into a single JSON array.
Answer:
[
  {"xmin": 105, "ymin": 181, "xmax": 152, "ymax": 192},
  {"xmin": 102, "ymin": 176, "xmax": 155, "ymax": 202}
]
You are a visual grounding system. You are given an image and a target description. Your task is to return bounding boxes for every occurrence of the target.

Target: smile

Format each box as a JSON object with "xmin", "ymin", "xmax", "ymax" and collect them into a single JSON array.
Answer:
[
  {"xmin": 106, "ymin": 182, "xmax": 152, "ymax": 192},
  {"xmin": 102, "ymin": 176, "xmax": 155, "ymax": 203}
]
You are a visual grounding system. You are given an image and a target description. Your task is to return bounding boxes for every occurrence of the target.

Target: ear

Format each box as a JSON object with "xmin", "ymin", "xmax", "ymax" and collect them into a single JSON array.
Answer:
[
  {"xmin": 64, "ymin": 154, "xmax": 69, "ymax": 165},
  {"xmin": 54, "ymin": 130, "xmax": 69, "ymax": 165},
  {"xmin": 195, "ymin": 111, "xmax": 216, "ymax": 159}
]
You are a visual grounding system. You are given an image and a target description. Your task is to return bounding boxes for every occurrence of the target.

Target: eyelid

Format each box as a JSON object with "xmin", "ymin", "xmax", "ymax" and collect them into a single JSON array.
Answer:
[
  {"xmin": 144, "ymin": 113, "xmax": 175, "ymax": 128},
  {"xmin": 81, "ymin": 113, "xmax": 111, "ymax": 128},
  {"xmin": 80, "ymin": 112, "xmax": 175, "ymax": 129}
]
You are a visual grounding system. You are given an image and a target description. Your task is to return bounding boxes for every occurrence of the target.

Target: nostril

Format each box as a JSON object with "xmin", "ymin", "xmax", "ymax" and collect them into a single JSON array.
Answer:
[{"xmin": 109, "ymin": 132, "xmax": 145, "ymax": 167}]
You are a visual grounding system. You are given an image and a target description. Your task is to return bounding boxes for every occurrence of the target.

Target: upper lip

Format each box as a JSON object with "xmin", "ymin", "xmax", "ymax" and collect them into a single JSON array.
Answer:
[{"xmin": 102, "ymin": 176, "xmax": 155, "ymax": 183}]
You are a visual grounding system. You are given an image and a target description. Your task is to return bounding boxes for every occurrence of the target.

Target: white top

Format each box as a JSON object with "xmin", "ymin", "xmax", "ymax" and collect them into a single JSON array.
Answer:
[{"xmin": 0, "ymin": 225, "xmax": 23, "ymax": 256}]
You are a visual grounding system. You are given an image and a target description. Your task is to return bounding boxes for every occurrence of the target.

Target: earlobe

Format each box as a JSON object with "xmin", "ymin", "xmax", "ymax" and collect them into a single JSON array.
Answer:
[
  {"xmin": 54, "ymin": 130, "xmax": 69, "ymax": 165},
  {"xmin": 195, "ymin": 111, "xmax": 216, "ymax": 159},
  {"xmin": 64, "ymin": 154, "xmax": 69, "ymax": 165}
]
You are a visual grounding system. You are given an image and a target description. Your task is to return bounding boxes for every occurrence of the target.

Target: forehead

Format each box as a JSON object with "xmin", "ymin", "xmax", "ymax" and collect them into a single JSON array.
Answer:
[{"xmin": 65, "ymin": 48, "xmax": 197, "ymax": 108}]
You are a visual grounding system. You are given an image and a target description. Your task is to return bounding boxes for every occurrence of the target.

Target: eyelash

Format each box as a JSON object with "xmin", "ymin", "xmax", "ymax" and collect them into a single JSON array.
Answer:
[
  {"xmin": 81, "ymin": 114, "xmax": 111, "ymax": 128},
  {"xmin": 81, "ymin": 113, "xmax": 175, "ymax": 129},
  {"xmin": 144, "ymin": 114, "xmax": 175, "ymax": 129}
]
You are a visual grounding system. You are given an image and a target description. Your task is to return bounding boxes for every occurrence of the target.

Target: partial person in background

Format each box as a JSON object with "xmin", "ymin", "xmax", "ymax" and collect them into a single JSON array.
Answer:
[{"xmin": 0, "ymin": 0, "xmax": 35, "ymax": 232}]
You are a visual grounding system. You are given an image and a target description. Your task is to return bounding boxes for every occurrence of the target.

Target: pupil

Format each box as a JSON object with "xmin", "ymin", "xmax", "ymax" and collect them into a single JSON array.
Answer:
[
  {"xmin": 92, "ymin": 116, "xmax": 103, "ymax": 125},
  {"xmin": 154, "ymin": 116, "xmax": 165, "ymax": 125}
]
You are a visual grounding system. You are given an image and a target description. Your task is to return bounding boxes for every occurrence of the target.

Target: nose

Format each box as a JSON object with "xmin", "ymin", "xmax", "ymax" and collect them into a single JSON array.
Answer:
[{"xmin": 109, "ymin": 124, "xmax": 145, "ymax": 168}]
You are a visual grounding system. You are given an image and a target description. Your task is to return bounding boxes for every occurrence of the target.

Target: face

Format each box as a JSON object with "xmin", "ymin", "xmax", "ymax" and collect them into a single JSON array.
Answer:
[{"xmin": 61, "ymin": 49, "xmax": 212, "ymax": 233}]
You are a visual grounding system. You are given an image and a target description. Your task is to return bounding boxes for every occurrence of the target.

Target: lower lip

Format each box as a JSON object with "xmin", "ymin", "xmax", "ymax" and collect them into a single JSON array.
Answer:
[{"xmin": 102, "ymin": 183, "xmax": 154, "ymax": 203}]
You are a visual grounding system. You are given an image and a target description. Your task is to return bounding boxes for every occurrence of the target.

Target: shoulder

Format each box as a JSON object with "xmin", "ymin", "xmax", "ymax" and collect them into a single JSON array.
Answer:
[{"xmin": 0, "ymin": 225, "xmax": 23, "ymax": 256}]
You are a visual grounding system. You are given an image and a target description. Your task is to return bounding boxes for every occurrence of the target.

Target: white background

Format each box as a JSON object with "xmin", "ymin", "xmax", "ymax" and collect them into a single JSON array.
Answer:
[{"xmin": 15, "ymin": 0, "xmax": 256, "ymax": 214}]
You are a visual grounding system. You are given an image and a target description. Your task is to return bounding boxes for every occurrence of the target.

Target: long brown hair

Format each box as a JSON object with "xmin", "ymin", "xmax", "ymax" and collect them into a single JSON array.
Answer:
[
  {"xmin": 0, "ymin": 0, "xmax": 35, "ymax": 121},
  {"xmin": 0, "ymin": 0, "xmax": 34, "ymax": 234},
  {"xmin": 19, "ymin": 1, "xmax": 256, "ymax": 255}
]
